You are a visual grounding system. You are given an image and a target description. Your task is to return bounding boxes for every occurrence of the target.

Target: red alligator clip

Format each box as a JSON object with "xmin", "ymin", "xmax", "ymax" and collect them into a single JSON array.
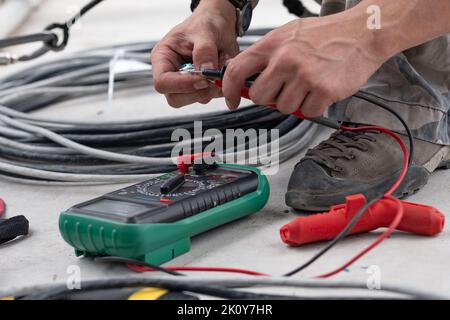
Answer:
[
  {"xmin": 177, "ymin": 152, "xmax": 214, "ymax": 174},
  {"xmin": 280, "ymin": 194, "xmax": 445, "ymax": 246}
]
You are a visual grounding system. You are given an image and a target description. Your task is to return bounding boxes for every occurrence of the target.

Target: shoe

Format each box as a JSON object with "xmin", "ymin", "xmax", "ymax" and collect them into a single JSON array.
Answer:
[{"xmin": 285, "ymin": 129, "xmax": 450, "ymax": 211}]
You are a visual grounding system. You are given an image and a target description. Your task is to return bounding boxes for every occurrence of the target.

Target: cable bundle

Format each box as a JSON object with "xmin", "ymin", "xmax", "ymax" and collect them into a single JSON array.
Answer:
[
  {"xmin": 0, "ymin": 33, "xmax": 318, "ymax": 185},
  {"xmin": 3, "ymin": 275, "xmax": 445, "ymax": 300}
]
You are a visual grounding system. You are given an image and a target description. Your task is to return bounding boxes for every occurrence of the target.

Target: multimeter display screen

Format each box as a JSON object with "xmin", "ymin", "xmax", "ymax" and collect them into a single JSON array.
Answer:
[{"xmin": 81, "ymin": 199, "xmax": 149, "ymax": 217}]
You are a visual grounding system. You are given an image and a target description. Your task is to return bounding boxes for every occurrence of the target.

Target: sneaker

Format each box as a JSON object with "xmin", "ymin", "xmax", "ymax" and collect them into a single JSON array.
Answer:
[{"xmin": 285, "ymin": 129, "xmax": 450, "ymax": 211}]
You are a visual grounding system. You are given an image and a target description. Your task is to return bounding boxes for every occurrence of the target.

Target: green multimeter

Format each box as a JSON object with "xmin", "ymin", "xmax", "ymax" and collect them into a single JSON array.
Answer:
[{"xmin": 59, "ymin": 163, "xmax": 270, "ymax": 265}]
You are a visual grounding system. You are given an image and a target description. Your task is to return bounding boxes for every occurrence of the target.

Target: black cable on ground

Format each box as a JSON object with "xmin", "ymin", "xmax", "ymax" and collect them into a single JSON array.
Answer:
[
  {"xmin": 24, "ymin": 280, "xmax": 302, "ymax": 300},
  {"xmin": 9, "ymin": 276, "xmax": 441, "ymax": 300}
]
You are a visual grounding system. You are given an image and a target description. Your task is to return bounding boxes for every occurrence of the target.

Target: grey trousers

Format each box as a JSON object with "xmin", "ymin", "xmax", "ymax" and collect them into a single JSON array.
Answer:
[{"xmin": 321, "ymin": 0, "xmax": 450, "ymax": 145}]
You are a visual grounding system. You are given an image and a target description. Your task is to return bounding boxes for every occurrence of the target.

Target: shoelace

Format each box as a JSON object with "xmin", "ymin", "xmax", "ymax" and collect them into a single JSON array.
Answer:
[{"xmin": 302, "ymin": 130, "xmax": 379, "ymax": 172}]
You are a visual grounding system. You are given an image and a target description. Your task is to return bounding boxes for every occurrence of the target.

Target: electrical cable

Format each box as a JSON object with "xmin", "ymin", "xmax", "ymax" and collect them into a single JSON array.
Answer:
[
  {"xmin": 282, "ymin": 0, "xmax": 321, "ymax": 17},
  {"xmin": 282, "ymin": 195, "xmax": 382, "ymax": 277},
  {"xmin": 21, "ymin": 278, "xmax": 305, "ymax": 300},
  {"xmin": 5, "ymin": 276, "xmax": 445, "ymax": 300},
  {"xmin": 313, "ymin": 109, "xmax": 412, "ymax": 277},
  {"xmin": 95, "ymin": 256, "xmax": 269, "ymax": 276},
  {"xmin": 0, "ymin": 31, "xmax": 318, "ymax": 184},
  {"xmin": 128, "ymin": 265, "xmax": 269, "ymax": 276},
  {"xmin": 317, "ymin": 195, "xmax": 404, "ymax": 278},
  {"xmin": 94, "ymin": 256, "xmax": 184, "ymax": 276}
]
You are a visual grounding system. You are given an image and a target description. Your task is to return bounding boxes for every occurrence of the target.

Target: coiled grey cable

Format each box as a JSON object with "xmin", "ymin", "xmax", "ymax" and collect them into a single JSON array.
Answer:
[{"xmin": 0, "ymin": 32, "xmax": 318, "ymax": 184}]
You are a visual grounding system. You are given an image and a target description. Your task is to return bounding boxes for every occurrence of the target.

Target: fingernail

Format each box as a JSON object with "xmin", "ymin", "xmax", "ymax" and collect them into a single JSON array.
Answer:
[
  {"xmin": 194, "ymin": 80, "xmax": 210, "ymax": 90},
  {"xmin": 200, "ymin": 62, "xmax": 214, "ymax": 71}
]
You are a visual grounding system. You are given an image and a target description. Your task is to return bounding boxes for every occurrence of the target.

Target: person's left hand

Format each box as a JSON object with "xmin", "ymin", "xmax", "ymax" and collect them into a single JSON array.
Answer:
[{"xmin": 221, "ymin": 11, "xmax": 390, "ymax": 117}]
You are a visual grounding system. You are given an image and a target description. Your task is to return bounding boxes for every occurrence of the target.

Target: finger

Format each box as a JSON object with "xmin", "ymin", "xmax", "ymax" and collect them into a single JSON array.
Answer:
[
  {"xmin": 248, "ymin": 64, "xmax": 286, "ymax": 106},
  {"xmin": 222, "ymin": 52, "xmax": 268, "ymax": 110},
  {"xmin": 275, "ymin": 81, "xmax": 309, "ymax": 115},
  {"xmin": 193, "ymin": 39, "xmax": 219, "ymax": 70},
  {"xmin": 151, "ymin": 41, "xmax": 181, "ymax": 79},
  {"xmin": 151, "ymin": 44, "xmax": 209, "ymax": 94},
  {"xmin": 166, "ymin": 86, "xmax": 221, "ymax": 108},
  {"xmin": 300, "ymin": 90, "xmax": 334, "ymax": 118},
  {"xmin": 219, "ymin": 43, "xmax": 239, "ymax": 68},
  {"xmin": 155, "ymin": 73, "xmax": 211, "ymax": 94}
]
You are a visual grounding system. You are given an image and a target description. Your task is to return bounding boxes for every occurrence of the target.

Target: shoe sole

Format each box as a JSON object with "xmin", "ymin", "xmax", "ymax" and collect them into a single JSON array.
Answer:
[{"xmin": 285, "ymin": 164, "xmax": 439, "ymax": 212}]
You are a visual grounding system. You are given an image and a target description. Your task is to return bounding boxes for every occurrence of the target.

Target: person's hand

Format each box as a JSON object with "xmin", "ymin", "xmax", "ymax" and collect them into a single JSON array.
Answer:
[
  {"xmin": 151, "ymin": 0, "xmax": 239, "ymax": 108},
  {"xmin": 222, "ymin": 10, "xmax": 389, "ymax": 117}
]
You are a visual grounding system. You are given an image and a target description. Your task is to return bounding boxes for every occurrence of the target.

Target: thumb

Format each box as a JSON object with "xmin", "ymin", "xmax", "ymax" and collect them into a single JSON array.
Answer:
[{"xmin": 193, "ymin": 39, "xmax": 219, "ymax": 71}]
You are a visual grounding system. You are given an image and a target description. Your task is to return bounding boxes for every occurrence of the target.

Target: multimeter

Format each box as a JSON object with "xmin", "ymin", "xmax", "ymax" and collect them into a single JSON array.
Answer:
[{"xmin": 59, "ymin": 162, "xmax": 269, "ymax": 265}]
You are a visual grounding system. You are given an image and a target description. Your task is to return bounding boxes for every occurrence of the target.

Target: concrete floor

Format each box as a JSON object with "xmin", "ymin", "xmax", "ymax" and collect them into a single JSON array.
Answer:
[{"xmin": 1, "ymin": 0, "xmax": 449, "ymax": 297}]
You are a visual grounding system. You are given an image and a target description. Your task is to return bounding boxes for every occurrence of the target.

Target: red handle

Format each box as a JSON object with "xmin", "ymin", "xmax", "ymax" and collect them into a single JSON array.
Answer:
[
  {"xmin": 280, "ymin": 194, "xmax": 445, "ymax": 246},
  {"xmin": 214, "ymin": 79, "xmax": 307, "ymax": 119}
]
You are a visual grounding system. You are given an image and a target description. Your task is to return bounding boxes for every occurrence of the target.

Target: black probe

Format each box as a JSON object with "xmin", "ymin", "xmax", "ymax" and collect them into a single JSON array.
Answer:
[
  {"xmin": 160, "ymin": 173, "xmax": 185, "ymax": 195},
  {"xmin": 0, "ymin": 216, "xmax": 29, "ymax": 245},
  {"xmin": 201, "ymin": 66, "xmax": 260, "ymax": 83}
]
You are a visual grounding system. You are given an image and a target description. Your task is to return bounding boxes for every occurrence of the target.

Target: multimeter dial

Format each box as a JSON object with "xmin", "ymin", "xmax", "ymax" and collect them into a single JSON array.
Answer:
[{"xmin": 137, "ymin": 177, "xmax": 206, "ymax": 198}]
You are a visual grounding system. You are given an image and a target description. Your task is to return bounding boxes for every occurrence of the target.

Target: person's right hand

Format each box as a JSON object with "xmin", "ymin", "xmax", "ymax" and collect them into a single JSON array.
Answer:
[{"xmin": 151, "ymin": 0, "xmax": 239, "ymax": 108}]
